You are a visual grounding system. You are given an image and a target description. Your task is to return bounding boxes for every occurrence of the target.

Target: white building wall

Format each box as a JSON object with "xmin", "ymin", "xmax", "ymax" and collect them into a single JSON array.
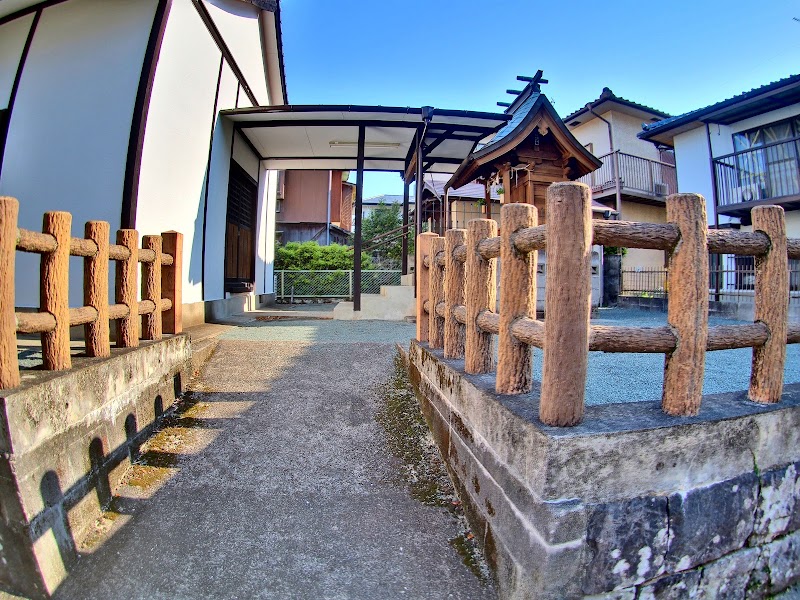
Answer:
[
  {"xmin": 0, "ymin": 0, "xmax": 157, "ymax": 306},
  {"xmin": 610, "ymin": 112, "xmax": 663, "ymax": 161},
  {"xmin": 673, "ymin": 126, "xmax": 718, "ymax": 225},
  {"xmin": 570, "ymin": 116, "xmax": 611, "ymax": 156},
  {"xmin": 201, "ymin": 65, "xmax": 239, "ymax": 302},
  {"xmin": 255, "ymin": 168, "xmax": 278, "ymax": 295},
  {"xmin": 137, "ymin": 0, "xmax": 277, "ymax": 307},
  {"xmin": 135, "ymin": 0, "xmax": 222, "ymax": 305},
  {"xmin": 0, "ymin": 13, "xmax": 35, "ymax": 108},
  {"xmin": 203, "ymin": 0, "xmax": 269, "ymax": 106}
]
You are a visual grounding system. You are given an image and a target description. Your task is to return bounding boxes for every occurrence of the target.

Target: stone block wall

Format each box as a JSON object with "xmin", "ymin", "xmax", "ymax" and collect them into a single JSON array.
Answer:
[
  {"xmin": 408, "ymin": 341, "xmax": 800, "ymax": 600},
  {"xmin": 0, "ymin": 334, "xmax": 191, "ymax": 599}
]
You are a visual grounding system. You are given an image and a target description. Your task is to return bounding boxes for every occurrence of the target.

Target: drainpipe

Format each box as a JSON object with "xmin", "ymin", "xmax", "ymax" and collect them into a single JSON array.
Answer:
[
  {"xmin": 326, "ymin": 170, "xmax": 332, "ymax": 246},
  {"xmin": 588, "ymin": 105, "xmax": 621, "ymax": 216}
]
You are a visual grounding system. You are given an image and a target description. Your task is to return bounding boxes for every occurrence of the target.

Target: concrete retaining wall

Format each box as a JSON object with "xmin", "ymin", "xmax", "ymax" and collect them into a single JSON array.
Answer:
[
  {"xmin": 408, "ymin": 341, "xmax": 800, "ymax": 599},
  {"xmin": 0, "ymin": 334, "xmax": 191, "ymax": 599}
]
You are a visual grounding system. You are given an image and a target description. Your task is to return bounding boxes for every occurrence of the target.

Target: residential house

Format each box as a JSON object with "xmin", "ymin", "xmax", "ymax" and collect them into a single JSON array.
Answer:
[
  {"xmin": 421, "ymin": 173, "xmax": 500, "ymax": 231},
  {"xmin": 639, "ymin": 74, "xmax": 800, "ymax": 310},
  {"xmin": 277, "ymin": 170, "xmax": 354, "ymax": 245},
  {"xmin": 0, "ymin": 0, "xmax": 287, "ymax": 326},
  {"xmin": 358, "ymin": 193, "xmax": 414, "ymax": 224},
  {"xmin": 564, "ymin": 87, "xmax": 677, "ymax": 270}
]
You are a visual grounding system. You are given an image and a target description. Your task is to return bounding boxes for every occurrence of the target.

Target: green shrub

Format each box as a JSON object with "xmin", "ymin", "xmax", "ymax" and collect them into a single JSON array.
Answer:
[{"xmin": 275, "ymin": 241, "xmax": 372, "ymax": 271}]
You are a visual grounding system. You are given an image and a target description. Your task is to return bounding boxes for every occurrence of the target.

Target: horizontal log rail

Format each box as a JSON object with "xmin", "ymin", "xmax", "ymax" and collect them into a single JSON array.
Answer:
[
  {"xmin": 16, "ymin": 227, "xmax": 174, "ymax": 265},
  {"xmin": 423, "ymin": 303, "xmax": 796, "ymax": 353},
  {"xmin": 0, "ymin": 196, "xmax": 183, "ymax": 390},
  {"xmin": 416, "ymin": 183, "xmax": 799, "ymax": 427},
  {"xmin": 444, "ymin": 222, "xmax": 800, "ymax": 264},
  {"xmin": 14, "ymin": 299, "xmax": 175, "ymax": 335}
]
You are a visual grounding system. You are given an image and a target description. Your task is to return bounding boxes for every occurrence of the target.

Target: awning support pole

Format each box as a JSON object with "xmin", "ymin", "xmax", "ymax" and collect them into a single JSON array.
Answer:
[
  {"xmin": 402, "ymin": 180, "xmax": 410, "ymax": 275},
  {"xmin": 354, "ymin": 125, "xmax": 365, "ymax": 311}
]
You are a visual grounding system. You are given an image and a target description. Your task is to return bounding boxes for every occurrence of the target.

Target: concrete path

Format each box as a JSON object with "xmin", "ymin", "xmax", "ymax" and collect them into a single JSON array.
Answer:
[{"xmin": 53, "ymin": 320, "xmax": 493, "ymax": 600}]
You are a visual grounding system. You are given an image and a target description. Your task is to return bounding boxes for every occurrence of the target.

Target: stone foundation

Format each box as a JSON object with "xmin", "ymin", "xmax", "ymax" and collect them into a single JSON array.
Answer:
[
  {"xmin": 408, "ymin": 341, "xmax": 800, "ymax": 599},
  {"xmin": 0, "ymin": 335, "xmax": 191, "ymax": 599}
]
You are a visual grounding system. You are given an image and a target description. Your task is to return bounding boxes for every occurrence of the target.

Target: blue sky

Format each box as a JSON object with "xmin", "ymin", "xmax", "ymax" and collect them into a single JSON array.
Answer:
[{"xmin": 280, "ymin": 0, "xmax": 800, "ymax": 198}]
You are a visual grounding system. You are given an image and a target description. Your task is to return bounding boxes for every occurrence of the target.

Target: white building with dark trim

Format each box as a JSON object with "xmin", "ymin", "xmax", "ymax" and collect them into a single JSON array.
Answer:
[{"xmin": 0, "ymin": 0, "xmax": 287, "ymax": 326}]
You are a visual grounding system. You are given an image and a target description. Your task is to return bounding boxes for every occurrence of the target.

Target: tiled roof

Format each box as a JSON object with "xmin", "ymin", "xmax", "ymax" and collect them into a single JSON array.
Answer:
[
  {"xmin": 477, "ymin": 92, "xmax": 541, "ymax": 153},
  {"xmin": 424, "ymin": 173, "xmax": 500, "ymax": 201},
  {"xmin": 563, "ymin": 87, "xmax": 670, "ymax": 123},
  {"xmin": 639, "ymin": 74, "xmax": 800, "ymax": 139}
]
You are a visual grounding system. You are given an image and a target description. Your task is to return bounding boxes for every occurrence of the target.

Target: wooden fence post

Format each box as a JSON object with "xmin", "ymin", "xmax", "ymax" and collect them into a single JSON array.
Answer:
[
  {"xmin": 444, "ymin": 229, "xmax": 466, "ymax": 359},
  {"xmin": 465, "ymin": 219, "xmax": 497, "ymax": 374},
  {"xmin": 115, "ymin": 229, "xmax": 139, "ymax": 348},
  {"xmin": 749, "ymin": 205, "xmax": 788, "ymax": 403},
  {"xmin": 662, "ymin": 193, "xmax": 708, "ymax": 416},
  {"xmin": 162, "ymin": 231, "xmax": 183, "ymax": 334},
  {"xmin": 416, "ymin": 232, "xmax": 437, "ymax": 342},
  {"xmin": 84, "ymin": 221, "xmax": 110, "ymax": 357},
  {"xmin": 428, "ymin": 237, "xmax": 446, "ymax": 348},
  {"xmin": 497, "ymin": 203, "xmax": 537, "ymax": 394},
  {"xmin": 41, "ymin": 211, "xmax": 72, "ymax": 370},
  {"xmin": 142, "ymin": 235, "xmax": 162, "ymax": 341},
  {"xmin": 540, "ymin": 183, "xmax": 591, "ymax": 426},
  {"xmin": 0, "ymin": 197, "xmax": 20, "ymax": 388}
]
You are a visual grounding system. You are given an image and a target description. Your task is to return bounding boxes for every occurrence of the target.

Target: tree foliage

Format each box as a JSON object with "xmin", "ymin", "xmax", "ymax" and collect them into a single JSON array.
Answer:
[
  {"xmin": 275, "ymin": 241, "xmax": 371, "ymax": 271},
  {"xmin": 362, "ymin": 202, "xmax": 412, "ymax": 263}
]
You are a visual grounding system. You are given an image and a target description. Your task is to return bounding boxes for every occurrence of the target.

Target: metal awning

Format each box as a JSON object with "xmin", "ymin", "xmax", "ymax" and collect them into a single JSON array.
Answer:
[
  {"xmin": 221, "ymin": 104, "xmax": 509, "ymax": 313},
  {"xmin": 221, "ymin": 105, "xmax": 510, "ymax": 174}
]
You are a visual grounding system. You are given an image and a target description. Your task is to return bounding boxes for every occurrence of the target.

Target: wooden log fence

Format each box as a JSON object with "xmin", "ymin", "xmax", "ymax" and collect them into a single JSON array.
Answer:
[
  {"xmin": 416, "ymin": 182, "xmax": 800, "ymax": 427},
  {"xmin": 0, "ymin": 196, "xmax": 183, "ymax": 390}
]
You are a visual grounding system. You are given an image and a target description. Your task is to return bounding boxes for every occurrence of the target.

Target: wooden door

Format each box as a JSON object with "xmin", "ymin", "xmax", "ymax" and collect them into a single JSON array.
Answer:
[{"xmin": 224, "ymin": 161, "xmax": 257, "ymax": 292}]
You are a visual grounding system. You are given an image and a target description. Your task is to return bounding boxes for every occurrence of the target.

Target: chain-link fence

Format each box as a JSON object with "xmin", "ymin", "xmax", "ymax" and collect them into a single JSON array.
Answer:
[{"xmin": 274, "ymin": 270, "xmax": 401, "ymax": 301}]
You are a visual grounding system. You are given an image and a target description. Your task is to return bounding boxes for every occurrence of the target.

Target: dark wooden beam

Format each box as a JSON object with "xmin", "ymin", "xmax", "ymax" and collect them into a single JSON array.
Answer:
[{"xmin": 353, "ymin": 125, "xmax": 365, "ymax": 311}]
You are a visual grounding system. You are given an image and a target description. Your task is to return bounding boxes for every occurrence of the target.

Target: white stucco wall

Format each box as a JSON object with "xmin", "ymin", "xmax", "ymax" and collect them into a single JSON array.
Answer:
[
  {"xmin": 0, "ymin": 0, "xmax": 157, "ymax": 306},
  {"xmin": 570, "ymin": 116, "xmax": 611, "ymax": 156},
  {"xmin": 203, "ymin": 0, "xmax": 269, "ymax": 106},
  {"xmin": 673, "ymin": 126, "xmax": 718, "ymax": 225},
  {"xmin": 201, "ymin": 64, "xmax": 238, "ymax": 302},
  {"xmin": 255, "ymin": 168, "xmax": 277, "ymax": 295},
  {"xmin": 0, "ymin": 12, "xmax": 34, "ymax": 109},
  {"xmin": 135, "ymin": 0, "xmax": 223, "ymax": 305},
  {"xmin": 610, "ymin": 112, "xmax": 663, "ymax": 161},
  {"xmin": 785, "ymin": 211, "xmax": 800, "ymax": 239},
  {"xmin": 569, "ymin": 110, "xmax": 664, "ymax": 162},
  {"xmin": 137, "ymin": 1, "xmax": 276, "ymax": 304}
]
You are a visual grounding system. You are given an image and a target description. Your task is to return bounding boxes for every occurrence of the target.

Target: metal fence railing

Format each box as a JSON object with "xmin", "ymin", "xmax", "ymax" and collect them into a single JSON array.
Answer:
[
  {"xmin": 621, "ymin": 256, "xmax": 800, "ymax": 305},
  {"xmin": 713, "ymin": 136, "xmax": 800, "ymax": 208},
  {"xmin": 274, "ymin": 270, "xmax": 401, "ymax": 301},
  {"xmin": 621, "ymin": 268, "xmax": 668, "ymax": 299},
  {"xmin": 577, "ymin": 151, "xmax": 678, "ymax": 198}
]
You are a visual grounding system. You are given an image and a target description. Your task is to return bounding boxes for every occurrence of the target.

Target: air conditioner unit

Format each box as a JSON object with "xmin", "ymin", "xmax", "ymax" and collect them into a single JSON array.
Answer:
[
  {"xmin": 735, "ymin": 184, "xmax": 762, "ymax": 204},
  {"xmin": 654, "ymin": 182, "xmax": 669, "ymax": 196}
]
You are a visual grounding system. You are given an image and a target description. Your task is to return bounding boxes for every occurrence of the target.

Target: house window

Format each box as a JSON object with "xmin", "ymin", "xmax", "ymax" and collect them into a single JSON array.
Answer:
[{"xmin": 732, "ymin": 117, "xmax": 800, "ymax": 201}]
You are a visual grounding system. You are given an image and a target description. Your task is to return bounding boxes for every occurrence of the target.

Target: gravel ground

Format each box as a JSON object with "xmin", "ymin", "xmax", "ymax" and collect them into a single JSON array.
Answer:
[
  {"xmin": 222, "ymin": 310, "xmax": 798, "ymax": 406},
  {"xmin": 54, "ymin": 325, "xmax": 492, "ymax": 600},
  {"xmin": 575, "ymin": 308, "xmax": 800, "ymax": 405}
]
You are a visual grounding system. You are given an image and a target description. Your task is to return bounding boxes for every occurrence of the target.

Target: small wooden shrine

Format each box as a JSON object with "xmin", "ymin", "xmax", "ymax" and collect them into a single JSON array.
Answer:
[{"xmin": 448, "ymin": 71, "xmax": 601, "ymax": 224}]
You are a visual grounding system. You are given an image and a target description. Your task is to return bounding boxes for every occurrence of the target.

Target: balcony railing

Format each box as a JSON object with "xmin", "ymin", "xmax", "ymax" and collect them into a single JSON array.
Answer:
[
  {"xmin": 714, "ymin": 136, "xmax": 800, "ymax": 209},
  {"xmin": 578, "ymin": 151, "xmax": 677, "ymax": 199}
]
